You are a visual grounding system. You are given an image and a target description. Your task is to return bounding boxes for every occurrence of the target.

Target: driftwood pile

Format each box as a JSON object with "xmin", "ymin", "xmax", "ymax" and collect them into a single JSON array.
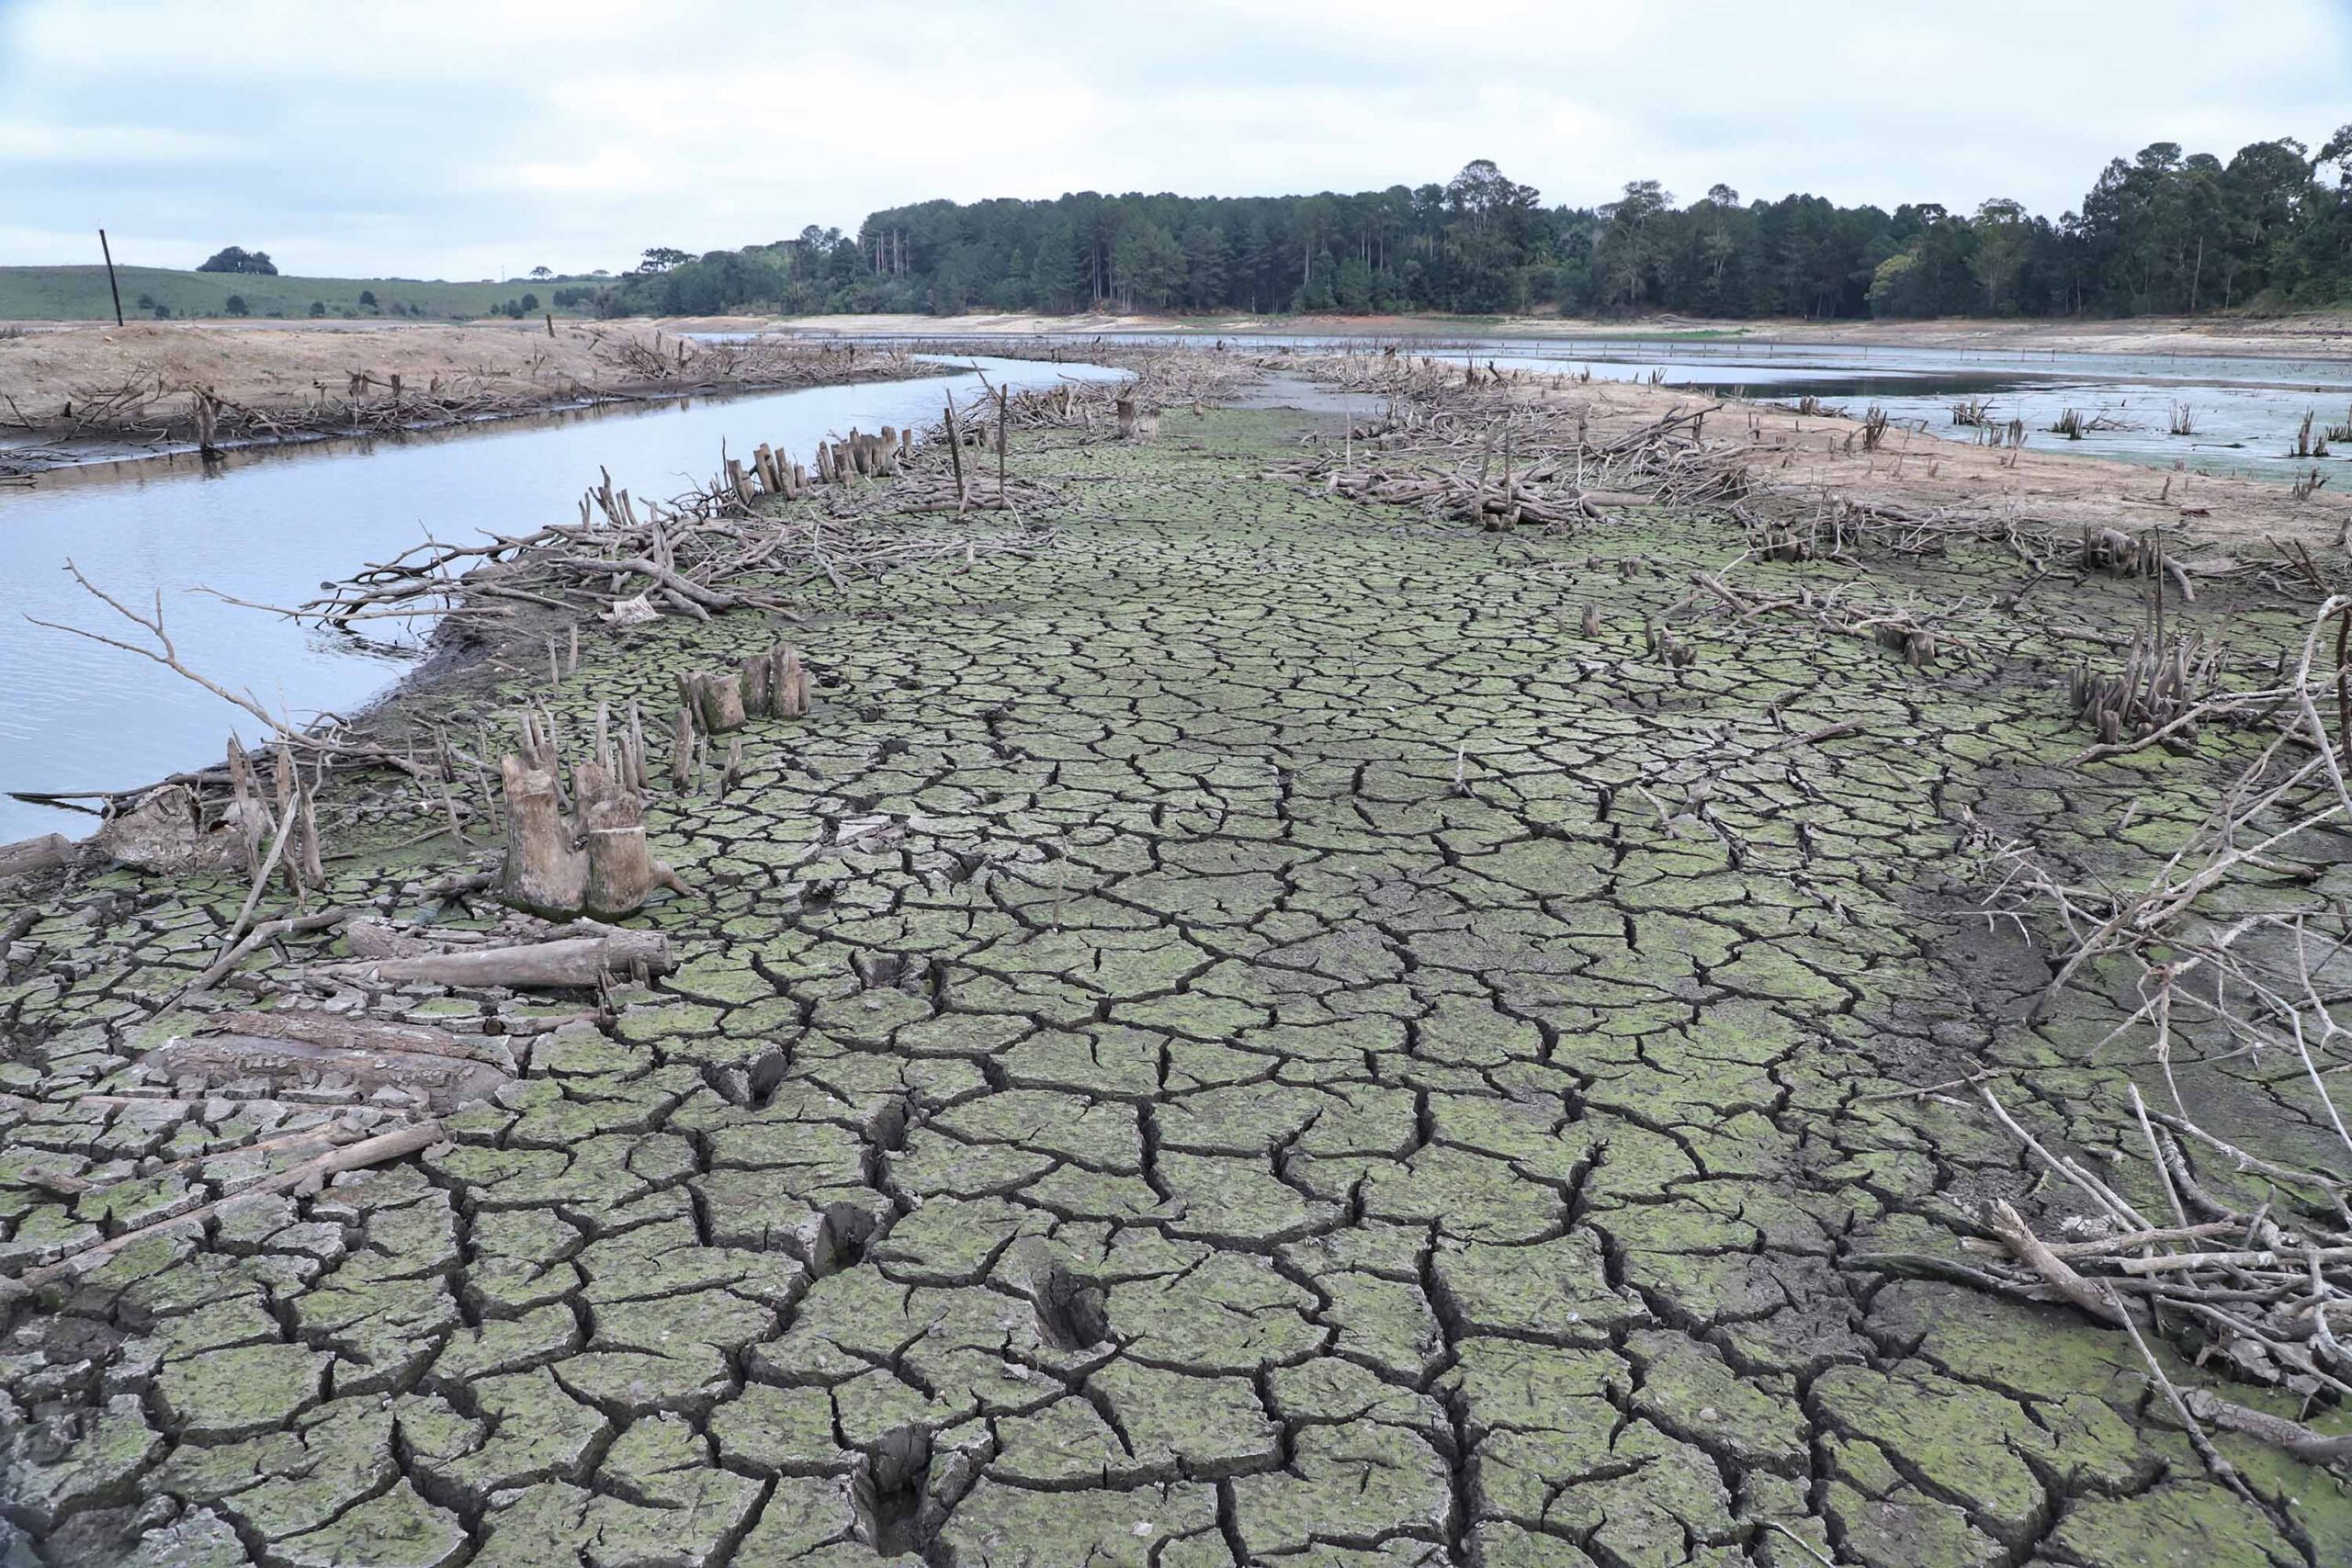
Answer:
[
  {"xmin": 1690, "ymin": 572, "xmax": 1962, "ymax": 668},
  {"xmin": 0, "ymin": 904, "xmax": 682, "ymax": 1302},
  {"xmin": 300, "ymin": 404, "xmax": 1061, "ymax": 635},
  {"xmin": 1282, "ymin": 389, "xmax": 1744, "ymax": 534},
  {"xmin": 1891, "ymin": 599, "xmax": 2352, "ymax": 1480}
]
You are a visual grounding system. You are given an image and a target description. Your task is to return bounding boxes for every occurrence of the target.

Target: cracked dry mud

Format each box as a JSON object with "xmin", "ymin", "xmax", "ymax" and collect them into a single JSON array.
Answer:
[{"xmin": 6, "ymin": 401, "xmax": 2352, "ymax": 1567}]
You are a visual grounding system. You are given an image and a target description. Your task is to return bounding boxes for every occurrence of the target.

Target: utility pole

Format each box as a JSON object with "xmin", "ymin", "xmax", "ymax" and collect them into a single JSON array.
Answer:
[{"xmin": 97, "ymin": 229, "xmax": 124, "ymax": 326}]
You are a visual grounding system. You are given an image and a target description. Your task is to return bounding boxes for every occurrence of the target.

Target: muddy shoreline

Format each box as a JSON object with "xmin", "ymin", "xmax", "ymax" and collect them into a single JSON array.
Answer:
[
  {"xmin": 2, "ymin": 372, "xmax": 961, "ymax": 481},
  {"xmin": 0, "ymin": 321, "xmax": 936, "ymax": 479}
]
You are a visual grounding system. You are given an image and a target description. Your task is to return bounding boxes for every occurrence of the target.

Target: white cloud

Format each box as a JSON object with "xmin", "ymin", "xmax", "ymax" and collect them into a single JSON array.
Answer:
[{"xmin": 1, "ymin": 0, "xmax": 2346, "ymax": 277}]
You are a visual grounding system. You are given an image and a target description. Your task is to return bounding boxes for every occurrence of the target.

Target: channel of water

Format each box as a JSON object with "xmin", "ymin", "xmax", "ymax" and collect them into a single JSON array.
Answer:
[{"xmin": 0, "ymin": 355, "xmax": 1125, "ymax": 842}]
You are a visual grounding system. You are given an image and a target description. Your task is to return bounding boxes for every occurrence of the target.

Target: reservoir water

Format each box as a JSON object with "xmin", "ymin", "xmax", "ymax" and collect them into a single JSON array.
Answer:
[{"xmin": 0, "ymin": 356, "xmax": 1124, "ymax": 842}]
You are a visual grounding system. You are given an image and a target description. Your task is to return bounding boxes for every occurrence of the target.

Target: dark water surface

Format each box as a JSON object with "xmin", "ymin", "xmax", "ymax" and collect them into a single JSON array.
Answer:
[{"xmin": 0, "ymin": 356, "xmax": 1123, "ymax": 842}]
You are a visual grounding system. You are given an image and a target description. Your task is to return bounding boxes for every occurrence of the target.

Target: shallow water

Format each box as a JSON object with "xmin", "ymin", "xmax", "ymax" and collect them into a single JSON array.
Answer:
[
  {"xmin": 1465, "ymin": 344, "xmax": 2352, "ymax": 482},
  {"xmin": 797, "ymin": 329, "xmax": 2352, "ymax": 484},
  {"xmin": 0, "ymin": 356, "xmax": 1123, "ymax": 842}
]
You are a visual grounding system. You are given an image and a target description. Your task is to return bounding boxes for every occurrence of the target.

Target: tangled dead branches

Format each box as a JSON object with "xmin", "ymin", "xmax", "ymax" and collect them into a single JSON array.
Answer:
[
  {"xmin": 1944, "ymin": 600, "xmax": 2352, "ymax": 1465},
  {"xmin": 1276, "ymin": 387, "xmax": 1747, "ymax": 533}
]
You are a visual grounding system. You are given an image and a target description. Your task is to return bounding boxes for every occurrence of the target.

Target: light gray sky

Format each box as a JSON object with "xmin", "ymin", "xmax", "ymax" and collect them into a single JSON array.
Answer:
[{"xmin": 3, "ymin": 0, "xmax": 2347, "ymax": 281}]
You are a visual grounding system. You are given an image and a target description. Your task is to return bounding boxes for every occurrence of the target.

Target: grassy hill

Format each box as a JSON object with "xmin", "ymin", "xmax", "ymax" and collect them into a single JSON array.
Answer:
[{"xmin": 0, "ymin": 264, "xmax": 609, "ymax": 321}]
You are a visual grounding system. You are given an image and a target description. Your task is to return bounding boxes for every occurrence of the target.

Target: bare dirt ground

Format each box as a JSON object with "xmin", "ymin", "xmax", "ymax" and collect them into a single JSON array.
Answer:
[
  {"xmin": 0, "ymin": 321, "xmax": 647, "ymax": 414},
  {"xmin": 1243, "ymin": 354, "xmax": 2352, "ymax": 558},
  {"xmin": 1534, "ymin": 372, "xmax": 2352, "ymax": 554},
  {"xmin": 0, "ymin": 321, "xmax": 920, "ymax": 469}
]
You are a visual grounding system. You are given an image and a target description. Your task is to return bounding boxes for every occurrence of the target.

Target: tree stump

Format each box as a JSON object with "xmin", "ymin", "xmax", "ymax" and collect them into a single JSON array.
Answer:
[
  {"xmin": 769, "ymin": 646, "xmax": 811, "ymax": 718},
  {"xmin": 497, "ymin": 756, "xmax": 587, "ymax": 919},
  {"xmin": 690, "ymin": 671, "xmax": 748, "ymax": 733}
]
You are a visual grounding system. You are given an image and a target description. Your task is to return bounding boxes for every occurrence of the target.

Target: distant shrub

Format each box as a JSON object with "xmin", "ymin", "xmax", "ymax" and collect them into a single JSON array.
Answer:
[
  {"xmin": 224, "ymin": 295, "xmax": 248, "ymax": 317},
  {"xmin": 198, "ymin": 246, "xmax": 277, "ymax": 276},
  {"xmin": 307, "ymin": 300, "xmax": 326, "ymax": 318},
  {"xmin": 358, "ymin": 289, "xmax": 377, "ymax": 308}
]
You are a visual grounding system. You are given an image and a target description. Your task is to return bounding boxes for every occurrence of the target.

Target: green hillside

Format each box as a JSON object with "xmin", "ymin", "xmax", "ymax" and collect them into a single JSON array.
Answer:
[{"xmin": 0, "ymin": 265, "xmax": 607, "ymax": 321}]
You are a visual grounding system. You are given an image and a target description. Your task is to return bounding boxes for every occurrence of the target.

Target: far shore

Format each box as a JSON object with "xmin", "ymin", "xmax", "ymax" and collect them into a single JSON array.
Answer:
[
  {"xmin": 702, "ymin": 308, "xmax": 2352, "ymax": 364},
  {"xmin": 7, "ymin": 309, "xmax": 2351, "ymax": 365}
]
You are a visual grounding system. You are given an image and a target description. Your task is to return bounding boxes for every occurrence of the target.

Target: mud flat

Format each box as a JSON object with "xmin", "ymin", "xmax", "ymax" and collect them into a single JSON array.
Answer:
[{"xmin": 5, "ymin": 347, "xmax": 2352, "ymax": 1565}]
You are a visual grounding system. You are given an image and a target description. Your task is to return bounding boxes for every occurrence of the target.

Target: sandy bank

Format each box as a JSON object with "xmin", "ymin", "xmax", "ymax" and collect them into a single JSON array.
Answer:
[{"xmin": 0, "ymin": 320, "xmax": 919, "ymax": 471}]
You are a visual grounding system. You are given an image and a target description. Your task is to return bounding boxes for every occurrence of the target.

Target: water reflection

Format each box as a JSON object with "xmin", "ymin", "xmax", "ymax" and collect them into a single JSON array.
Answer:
[{"xmin": 0, "ymin": 357, "xmax": 1124, "ymax": 841}]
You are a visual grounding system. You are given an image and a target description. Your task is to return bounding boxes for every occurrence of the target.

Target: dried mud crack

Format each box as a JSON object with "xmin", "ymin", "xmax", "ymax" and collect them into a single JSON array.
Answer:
[{"xmin": 5, "ymin": 372, "xmax": 2352, "ymax": 1567}]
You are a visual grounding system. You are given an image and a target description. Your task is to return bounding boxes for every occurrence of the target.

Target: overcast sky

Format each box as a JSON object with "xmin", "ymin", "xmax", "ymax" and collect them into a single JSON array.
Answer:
[{"xmin": 3, "ymin": 0, "xmax": 2348, "ymax": 281}]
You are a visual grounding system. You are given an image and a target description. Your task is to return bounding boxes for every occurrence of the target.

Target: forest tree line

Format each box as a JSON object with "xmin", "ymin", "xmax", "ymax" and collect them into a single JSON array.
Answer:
[{"xmin": 598, "ymin": 130, "xmax": 2352, "ymax": 321}]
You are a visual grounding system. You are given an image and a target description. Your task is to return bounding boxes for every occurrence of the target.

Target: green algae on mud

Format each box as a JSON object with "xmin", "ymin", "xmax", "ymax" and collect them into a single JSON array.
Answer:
[{"xmin": 3, "ymin": 400, "xmax": 2350, "ymax": 1565}]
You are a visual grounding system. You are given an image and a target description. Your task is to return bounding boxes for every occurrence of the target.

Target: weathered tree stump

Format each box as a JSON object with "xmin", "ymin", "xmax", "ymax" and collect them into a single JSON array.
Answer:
[
  {"xmin": 769, "ymin": 646, "xmax": 811, "ymax": 717},
  {"xmin": 684, "ymin": 671, "xmax": 748, "ymax": 733},
  {"xmin": 578, "ymin": 761, "xmax": 682, "ymax": 917},
  {"xmin": 92, "ymin": 784, "xmax": 243, "ymax": 874},
  {"xmin": 497, "ymin": 756, "xmax": 586, "ymax": 919}
]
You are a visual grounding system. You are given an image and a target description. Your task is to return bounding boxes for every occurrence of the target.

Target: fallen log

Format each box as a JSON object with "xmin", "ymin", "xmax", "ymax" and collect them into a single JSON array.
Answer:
[
  {"xmin": 207, "ymin": 1009, "xmax": 508, "ymax": 1066},
  {"xmin": 314, "ymin": 929, "xmax": 672, "ymax": 988},
  {"xmin": 6, "ymin": 1120, "xmax": 447, "ymax": 1296},
  {"xmin": 0, "ymin": 832, "xmax": 73, "ymax": 881},
  {"xmin": 344, "ymin": 918, "xmax": 445, "ymax": 961},
  {"xmin": 142, "ymin": 1033, "xmax": 507, "ymax": 1113}
]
